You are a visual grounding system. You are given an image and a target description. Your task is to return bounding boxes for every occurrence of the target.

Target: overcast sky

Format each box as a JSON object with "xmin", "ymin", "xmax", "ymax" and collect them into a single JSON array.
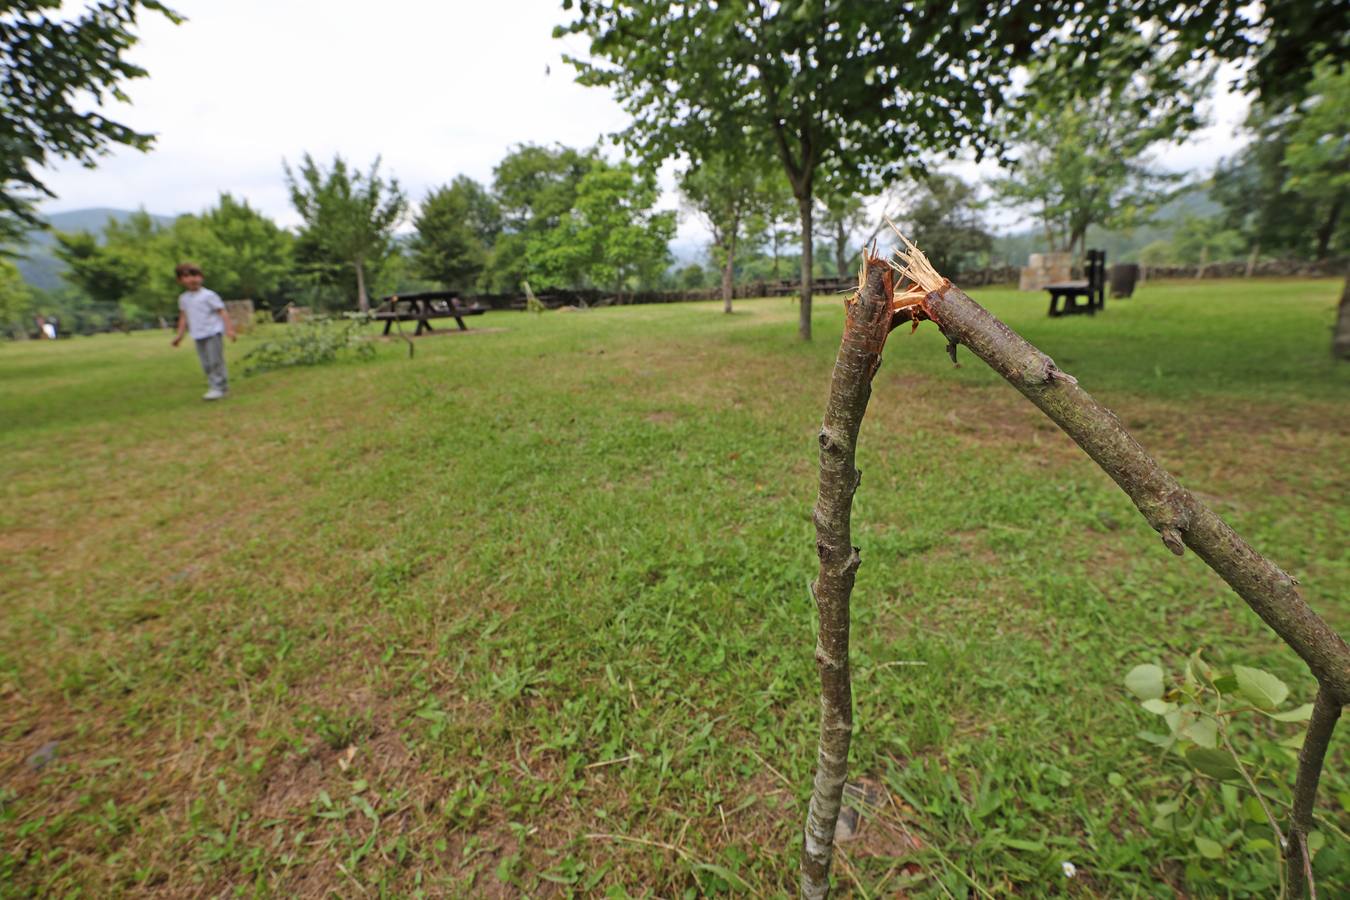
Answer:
[{"xmin": 40, "ymin": 1, "xmax": 1252, "ymax": 245}]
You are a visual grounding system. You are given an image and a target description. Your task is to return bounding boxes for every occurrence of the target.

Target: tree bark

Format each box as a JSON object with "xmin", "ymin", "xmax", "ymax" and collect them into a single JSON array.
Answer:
[
  {"xmin": 914, "ymin": 280, "xmax": 1350, "ymax": 703},
  {"xmin": 1245, "ymin": 242, "xmax": 1260, "ymax": 278},
  {"xmin": 1333, "ymin": 276, "xmax": 1350, "ymax": 360},
  {"xmin": 354, "ymin": 257, "xmax": 370, "ymax": 313},
  {"xmin": 834, "ymin": 220, "xmax": 847, "ymax": 278},
  {"xmin": 722, "ymin": 230, "xmax": 737, "ymax": 314},
  {"xmin": 773, "ymin": 226, "xmax": 782, "ymax": 281},
  {"xmin": 800, "ymin": 254, "xmax": 893, "ymax": 899},
  {"xmin": 799, "ymin": 193, "xmax": 815, "ymax": 340},
  {"xmin": 1287, "ymin": 687, "xmax": 1340, "ymax": 898},
  {"xmin": 1314, "ymin": 197, "xmax": 1342, "ymax": 261}
]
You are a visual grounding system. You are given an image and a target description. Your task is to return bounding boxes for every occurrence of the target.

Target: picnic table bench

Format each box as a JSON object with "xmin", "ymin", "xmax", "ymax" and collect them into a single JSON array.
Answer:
[
  {"xmin": 1045, "ymin": 249, "xmax": 1107, "ymax": 317},
  {"xmin": 372, "ymin": 291, "xmax": 486, "ymax": 335}
]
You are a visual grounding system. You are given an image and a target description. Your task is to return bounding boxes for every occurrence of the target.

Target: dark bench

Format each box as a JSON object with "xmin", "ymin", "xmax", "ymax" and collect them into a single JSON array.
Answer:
[
  {"xmin": 372, "ymin": 291, "xmax": 486, "ymax": 335},
  {"xmin": 1045, "ymin": 249, "xmax": 1106, "ymax": 317}
]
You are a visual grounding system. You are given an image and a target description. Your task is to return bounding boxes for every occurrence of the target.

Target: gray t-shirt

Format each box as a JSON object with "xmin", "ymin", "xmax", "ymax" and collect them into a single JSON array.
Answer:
[{"xmin": 179, "ymin": 288, "xmax": 225, "ymax": 340}]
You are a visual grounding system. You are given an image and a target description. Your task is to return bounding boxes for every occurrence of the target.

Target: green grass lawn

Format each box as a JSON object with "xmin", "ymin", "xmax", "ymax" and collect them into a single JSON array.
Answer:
[{"xmin": 1, "ymin": 278, "xmax": 1346, "ymax": 897}]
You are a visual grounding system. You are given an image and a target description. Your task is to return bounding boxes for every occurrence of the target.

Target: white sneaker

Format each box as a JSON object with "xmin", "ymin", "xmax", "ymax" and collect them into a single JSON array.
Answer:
[{"xmin": 202, "ymin": 389, "xmax": 225, "ymax": 401}]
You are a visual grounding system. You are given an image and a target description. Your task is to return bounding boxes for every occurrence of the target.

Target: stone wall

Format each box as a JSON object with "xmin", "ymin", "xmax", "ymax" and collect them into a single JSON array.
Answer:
[
  {"xmin": 1019, "ymin": 252, "xmax": 1072, "ymax": 291},
  {"xmin": 224, "ymin": 299, "xmax": 254, "ymax": 333}
]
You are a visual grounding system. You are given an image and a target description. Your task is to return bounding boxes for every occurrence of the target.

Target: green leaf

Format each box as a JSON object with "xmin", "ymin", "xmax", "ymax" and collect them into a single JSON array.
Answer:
[
  {"xmin": 1211, "ymin": 674, "xmax": 1239, "ymax": 693},
  {"xmin": 1194, "ymin": 835, "xmax": 1224, "ymax": 859},
  {"xmin": 1125, "ymin": 664, "xmax": 1165, "ymax": 700},
  {"xmin": 1243, "ymin": 796, "xmax": 1268, "ymax": 824},
  {"xmin": 1181, "ymin": 715, "xmax": 1218, "ymax": 749},
  {"xmin": 1141, "ymin": 698, "xmax": 1175, "ymax": 715},
  {"xmin": 1185, "ymin": 747, "xmax": 1241, "ymax": 782},
  {"xmin": 1233, "ymin": 666, "xmax": 1288, "ymax": 710},
  {"xmin": 1267, "ymin": 703, "xmax": 1313, "ymax": 722}
]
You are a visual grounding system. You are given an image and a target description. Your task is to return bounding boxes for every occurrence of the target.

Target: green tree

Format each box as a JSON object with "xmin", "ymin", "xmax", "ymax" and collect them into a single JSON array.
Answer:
[
  {"xmin": 529, "ymin": 161, "xmax": 673, "ymax": 298},
  {"xmin": 900, "ymin": 174, "xmax": 993, "ymax": 277},
  {"xmin": 0, "ymin": 257, "xmax": 32, "ymax": 336},
  {"xmin": 1282, "ymin": 63, "xmax": 1348, "ymax": 260},
  {"xmin": 484, "ymin": 143, "xmax": 599, "ymax": 292},
  {"xmin": 284, "ymin": 153, "xmax": 407, "ymax": 312},
  {"xmin": 675, "ymin": 263, "xmax": 707, "ymax": 291},
  {"xmin": 0, "ymin": 1, "xmax": 181, "ymax": 244},
  {"xmin": 680, "ymin": 154, "xmax": 774, "ymax": 312},
  {"xmin": 815, "ymin": 188, "xmax": 869, "ymax": 279},
  {"xmin": 992, "ymin": 46, "xmax": 1205, "ymax": 263},
  {"xmin": 1212, "ymin": 65, "xmax": 1349, "ymax": 263},
  {"xmin": 559, "ymin": 2, "xmax": 1121, "ymax": 340},
  {"xmin": 1173, "ymin": 215, "xmax": 1245, "ymax": 277},
  {"xmin": 410, "ymin": 176, "xmax": 500, "ymax": 290},
  {"xmin": 195, "ymin": 194, "xmax": 293, "ymax": 303},
  {"xmin": 52, "ymin": 210, "xmax": 172, "ymax": 323}
]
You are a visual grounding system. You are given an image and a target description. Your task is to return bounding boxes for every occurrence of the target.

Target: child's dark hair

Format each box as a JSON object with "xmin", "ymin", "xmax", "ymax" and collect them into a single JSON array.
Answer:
[{"xmin": 175, "ymin": 262, "xmax": 203, "ymax": 278}]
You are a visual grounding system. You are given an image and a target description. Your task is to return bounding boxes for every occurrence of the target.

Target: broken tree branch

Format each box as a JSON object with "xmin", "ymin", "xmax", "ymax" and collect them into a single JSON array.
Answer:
[
  {"xmin": 908, "ymin": 275, "xmax": 1350, "ymax": 704},
  {"xmin": 801, "ymin": 252, "xmax": 893, "ymax": 899},
  {"xmin": 1288, "ymin": 687, "xmax": 1341, "ymax": 898},
  {"xmin": 886, "ymin": 230, "xmax": 1347, "ymax": 898}
]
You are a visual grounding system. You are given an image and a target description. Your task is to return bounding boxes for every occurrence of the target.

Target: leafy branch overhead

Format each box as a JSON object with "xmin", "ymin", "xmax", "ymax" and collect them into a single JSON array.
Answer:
[{"xmin": 0, "ymin": 1, "xmax": 181, "ymax": 238}]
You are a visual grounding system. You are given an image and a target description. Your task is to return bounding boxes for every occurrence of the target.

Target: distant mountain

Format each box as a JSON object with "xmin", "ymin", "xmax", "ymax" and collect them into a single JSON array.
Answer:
[
  {"xmin": 11, "ymin": 207, "xmax": 178, "ymax": 292},
  {"xmin": 990, "ymin": 185, "xmax": 1220, "ymax": 266}
]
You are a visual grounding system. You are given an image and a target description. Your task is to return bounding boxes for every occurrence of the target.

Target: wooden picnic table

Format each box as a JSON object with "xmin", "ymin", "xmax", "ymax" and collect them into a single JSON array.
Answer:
[
  {"xmin": 1045, "ymin": 249, "xmax": 1107, "ymax": 317},
  {"xmin": 372, "ymin": 291, "xmax": 486, "ymax": 335}
]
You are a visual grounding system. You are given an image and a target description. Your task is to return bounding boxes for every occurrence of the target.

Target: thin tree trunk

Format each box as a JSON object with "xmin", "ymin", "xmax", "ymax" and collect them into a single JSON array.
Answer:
[
  {"xmin": 1333, "ymin": 276, "xmax": 1350, "ymax": 360},
  {"xmin": 1287, "ymin": 688, "xmax": 1340, "ymax": 898},
  {"xmin": 1314, "ymin": 197, "xmax": 1342, "ymax": 261},
  {"xmin": 801, "ymin": 253, "xmax": 892, "ymax": 899},
  {"xmin": 773, "ymin": 226, "xmax": 782, "ymax": 281},
  {"xmin": 1245, "ymin": 242, "xmax": 1260, "ymax": 278},
  {"xmin": 799, "ymin": 193, "xmax": 814, "ymax": 341},
  {"xmin": 723, "ymin": 230, "xmax": 737, "ymax": 314},
  {"xmin": 355, "ymin": 258, "xmax": 370, "ymax": 313},
  {"xmin": 835, "ymin": 220, "xmax": 847, "ymax": 277}
]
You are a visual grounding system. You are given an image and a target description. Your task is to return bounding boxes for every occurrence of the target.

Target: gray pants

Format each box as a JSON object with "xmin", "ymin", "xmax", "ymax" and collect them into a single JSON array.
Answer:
[{"xmin": 194, "ymin": 333, "xmax": 228, "ymax": 392}]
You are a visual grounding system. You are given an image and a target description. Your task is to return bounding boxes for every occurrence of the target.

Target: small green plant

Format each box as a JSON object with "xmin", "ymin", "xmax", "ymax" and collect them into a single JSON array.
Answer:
[
  {"xmin": 242, "ymin": 316, "xmax": 374, "ymax": 375},
  {"xmin": 1124, "ymin": 653, "xmax": 1348, "ymax": 896}
]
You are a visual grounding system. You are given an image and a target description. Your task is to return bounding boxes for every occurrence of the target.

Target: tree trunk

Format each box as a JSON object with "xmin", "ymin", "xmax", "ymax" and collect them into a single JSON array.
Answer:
[
  {"xmin": 722, "ymin": 231, "xmax": 737, "ymax": 314},
  {"xmin": 834, "ymin": 220, "xmax": 847, "ymax": 278},
  {"xmin": 1196, "ymin": 245, "xmax": 1208, "ymax": 279},
  {"xmin": 800, "ymin": 253, "xmax": 892, "ymax": 899},
  {"xmin": 354, "ymin": 258, "xmax": 370, "ymax": 313},
  {"xmin": 1333, "ymin": 276, "xmax": 1350, "ymax": 360},
  {"xmin": 773, "ymin": 227, "xmax": 782, "ymax": 281},
  {"xmin": 1315, "ymin": 197, "xmax": 1342, "ymax": 261},
  {"xmin": 1245, "ymin": 242, "xmax": 1260, "ymax": 278},
  {"xmin": 799, "ymin": 193, "xmax": 814, "ymax": 341}
]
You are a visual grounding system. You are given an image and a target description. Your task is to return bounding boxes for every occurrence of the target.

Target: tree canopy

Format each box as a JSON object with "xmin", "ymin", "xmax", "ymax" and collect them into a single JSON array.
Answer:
[
  {"xmin": 680, "ymin": 153, "xmax": 775, "ymax": 311},
  {"xmin": 284, "ymin": 153, "xmax": 407, "ymax": 312},
  {"xmin": 410, "ymin": 176, "xmax": 500, "ymax": 291},
  {"xmin": 558, "ymin": 1, "xmax": 1150, "ymax": 338},
  {"xmin": 529, "ymin": 161, "xmax": 673, "ymax": 297},
  {"xmin": 0, "ymin": 1, "xmax": 180, "ymax": 243}
]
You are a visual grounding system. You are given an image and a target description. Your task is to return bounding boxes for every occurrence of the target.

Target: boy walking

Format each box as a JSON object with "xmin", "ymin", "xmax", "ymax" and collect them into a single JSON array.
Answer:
[{"xmin": 170, "ymin": 262, "xmax": 236, "ymax": 400}]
